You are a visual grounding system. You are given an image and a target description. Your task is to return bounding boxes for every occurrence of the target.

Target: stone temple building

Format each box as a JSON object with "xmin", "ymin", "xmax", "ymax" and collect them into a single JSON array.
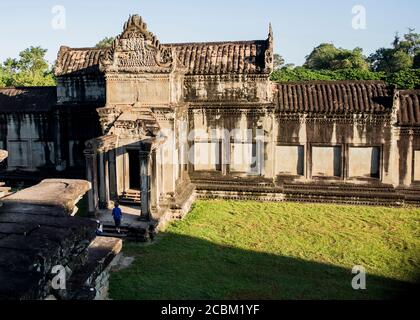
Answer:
[{"xmin": 0, "ymin": 14, "xmax": 419, "ymax": 223}]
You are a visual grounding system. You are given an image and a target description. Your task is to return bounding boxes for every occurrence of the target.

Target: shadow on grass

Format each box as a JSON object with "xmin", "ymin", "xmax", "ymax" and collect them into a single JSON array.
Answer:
[{"xmin": 109, "ymin": 232, "xmax": 419, "ymax": 300}]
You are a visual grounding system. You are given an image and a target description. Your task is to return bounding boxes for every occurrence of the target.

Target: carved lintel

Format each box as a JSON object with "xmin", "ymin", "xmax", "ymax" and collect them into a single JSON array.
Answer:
[{"xmin": 84, "ymin": 135, "xmax": 118, "ymax": 154}]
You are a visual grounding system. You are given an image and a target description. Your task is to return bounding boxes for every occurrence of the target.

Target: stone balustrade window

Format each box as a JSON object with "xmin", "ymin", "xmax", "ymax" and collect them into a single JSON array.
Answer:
[
  {"xmin": 275, "ymin": 145, "xmax": 305, "ymax": 176},
  {"xmin": 230, "ymin": 142, "xmax": 257, "ymax": 173},
  {"xmin": 348, "ymin": 146, "xmax": 381, "ymax": 179},
  {"xmin": 193, "ymin": 141, "xmax": 221, "ymax": 171},
  {"xmin": 312, "ymin": 146, "xmax": 342, "ymax": 178}
]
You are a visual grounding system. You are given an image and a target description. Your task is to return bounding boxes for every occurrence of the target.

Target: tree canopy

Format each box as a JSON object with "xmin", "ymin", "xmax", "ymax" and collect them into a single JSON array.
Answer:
[
  {"xmin": 271, "ymin": 29, "xmax": 420, "ymax": 89},
  {"xmin": 369, "ymin": 29, "xmax": 420, "ymax": 73},
  {"xmin": 273, "ymin": 54, "xmax": 285, "ymax": 70},
  {"xmin": 304, "ymin": 44, "xmax": 369, "ymax": 71},
  {"xmin": 0, "ymin": 46, "xmax": 55, "ymax": 87}
]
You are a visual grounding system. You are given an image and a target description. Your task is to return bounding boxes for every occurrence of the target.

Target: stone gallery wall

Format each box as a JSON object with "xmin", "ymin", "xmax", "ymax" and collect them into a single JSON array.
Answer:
[
  {"xmin": 0, "ymin": 83, "xmax": 103, "ymax": 177},
  {"xmin": 0, "ymin": 113, "xmax": 55, "ymax": 170}
]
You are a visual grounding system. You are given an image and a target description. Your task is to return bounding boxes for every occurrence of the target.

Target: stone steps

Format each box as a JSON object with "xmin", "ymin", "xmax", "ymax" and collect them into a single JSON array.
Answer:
[
  {"xmin": 396, "ymin": 188, "xmax": 420, "ymax": 205},
  {"xmin": 283, "ymin": 195, "xmax": 404, "ymax": 207},
  {"xmin": 194, "ymin": 178, "xmax": 279, "ymax": 194},
  {"xmin": 195, "ymin": 179, "xmax": 413, "ymax": 206},
  {"xmin": 282, "ymin": 182, "xmax": 404, "ymax": 205},
  {"xmin": 192, "ymin": 177, "xmax": 274, "ymax": 187},
  {"xmin": 196, "ymin": 189, "xmax": 286, "ymax": 202},
  {"xmin": 282, "ymin": 182, "xmax": 404, "ymax": 206},
  {"xmin": 119, "ymin": 190, "xmax": 141, "ymax": 205},
  {"xmin": 284, "ymin": 188, "xmax": 402, "ymax": 199},
  {"xmin": 99, "ymin": 224, "xmax": 153, "ymax": 242},
  {"xmin": 283, "ymin": 183, "xmax": 396, "ymax": 193},
  {"xmin": 0, "ymin": 184, "xmax": 11, "ymax": 199}
]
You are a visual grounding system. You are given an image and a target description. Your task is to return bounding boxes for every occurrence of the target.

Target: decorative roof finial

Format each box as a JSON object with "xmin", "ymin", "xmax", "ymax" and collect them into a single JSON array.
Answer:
[
  {"xmin": 264, "ymin": 22, "xmax": 274, "ymax": 73},
  {"xmin": 268, "ymin": 22, "xmax": 273, "ymax": 40}
]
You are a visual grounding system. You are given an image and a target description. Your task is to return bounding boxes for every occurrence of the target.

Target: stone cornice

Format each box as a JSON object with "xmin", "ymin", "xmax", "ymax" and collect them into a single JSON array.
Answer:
[
  {"xmin": 188, "ymin": 107, "xmax": 393, "ymax": 124},
  {"xmin": 104, "ymin": 73, "xmax": 171, "ymax": 81},
  {"xmin": 394, "ymin": 127, "xmax": 420, "ymax": 136},
  {"xmin": 184, "ymin": 74, "xmax": 270, "ymax": 82},
  {"xmin": 274, "ymin": 112, "xmax": 393, "ymax": 125}
]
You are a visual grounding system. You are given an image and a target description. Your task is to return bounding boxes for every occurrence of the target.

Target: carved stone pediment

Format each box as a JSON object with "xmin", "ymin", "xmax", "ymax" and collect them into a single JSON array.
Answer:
[{"xmin": 100, "ymin": 15, "xmax": 173, "ymax": 74}]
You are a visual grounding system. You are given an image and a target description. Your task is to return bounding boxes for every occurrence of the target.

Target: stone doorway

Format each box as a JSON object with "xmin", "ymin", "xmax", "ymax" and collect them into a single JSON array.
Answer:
[{"xmin": 128, "ymin": 150, "xmax": 140, "ymax": 190}]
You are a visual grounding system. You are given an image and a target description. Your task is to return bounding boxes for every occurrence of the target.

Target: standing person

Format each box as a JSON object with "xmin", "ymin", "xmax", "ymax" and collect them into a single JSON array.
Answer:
[{"xmin": 112, "ymin": 202, "xmax": 122, "ymax": 234}]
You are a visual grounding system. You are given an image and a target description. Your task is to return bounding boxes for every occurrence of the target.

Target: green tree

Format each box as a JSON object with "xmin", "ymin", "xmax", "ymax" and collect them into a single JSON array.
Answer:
[
  {"xmin": 3, "ymin": 58, "xmax": 19, "ymax": 74},
  {"xmin": 304, "ymin": 43, "xmax": 369, "ymax": 71},
  {"xmin": 0, "ymin": 46, "xmax": 55, "ymax": 87},
  {"xmin": 95, "ymin": 37, "xmax": 116, "ymax": 49},
  {"xmin": 273, "ymin": 53, "xmax": 285, "ymax": 70},
  {"xmin": 369, "ymin": 29, "xmax": 419, "ymax": 73},
  {"xmin": 270, "ymin": 66, "xmax": 383, "ymax": 82},
  {"xmin": 385, "ymin": 69, "xmax": 420, "ymax": 89},
  {"xmin": 369, "ymin": 48, "xmax": 412, "ymax": 73},
  {"xmin": 18, "ymin": 47, "xmax": 49, "ymax": 74},
  {"xmin": 396, "ymin": 29, "xmax": 420, "ymax": 56},
  {"xmin": 0, "ymin": 67, "xmax": 9, "ymax": 87}
]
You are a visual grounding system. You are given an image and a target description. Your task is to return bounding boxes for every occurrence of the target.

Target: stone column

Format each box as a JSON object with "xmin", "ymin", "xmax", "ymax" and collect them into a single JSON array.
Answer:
[
  {"xmin": 54, "ymin": 109, "xmax": 66, "ymax": 171},
  {"xmin": 343, "ymin": 144, "xmax": 349, "ymax": 181},
  {"xmin": 307, "ymin": 142, "xmax": 312, "ymax": 180},
  {"xmin": 98, "ymin": 151, "xmax": 110, "ymax": 209},
  {"xmin": 104, "ymin": 151, "xmax": 110, "ymax": 207},
  {"xmin": 108, "ymin": 148, "xmax": 117, "ymax": 202},
  {"xmin": 139, "ymin": 150, "xmax": 151, "ymax": 220},
  {"xmin": 150, "ymin": 149, "xmax": 159, "ymax": 213},
  {"xmin": 221, "ymin": 138, "xmax": 227, "ymax": 176},
  {"xmin": 85, "ymin": 150, "xmax": 98, "ymax": 217},
  {"xmin": 256, "ymin": 129, "xmax": 265, "ymax": 176}
]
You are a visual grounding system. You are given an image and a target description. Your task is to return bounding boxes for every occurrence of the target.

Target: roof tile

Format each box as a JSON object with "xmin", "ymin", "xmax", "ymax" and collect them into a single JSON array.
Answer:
[{"xmin": 275, "ymin": 81, "xmax": 392, "ymax": 114}]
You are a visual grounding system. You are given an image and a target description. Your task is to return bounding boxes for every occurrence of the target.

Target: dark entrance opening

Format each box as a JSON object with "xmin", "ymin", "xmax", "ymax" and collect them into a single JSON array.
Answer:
[{"xmin": 128, "ymin": 150, "xmax": 140, "ymax": 190}]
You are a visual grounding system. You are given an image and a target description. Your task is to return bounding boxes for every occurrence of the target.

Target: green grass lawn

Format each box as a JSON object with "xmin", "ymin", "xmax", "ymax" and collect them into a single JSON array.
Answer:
[{"xmin": 109, "ymin": 200, "xmax": 420, "ymax": 300}]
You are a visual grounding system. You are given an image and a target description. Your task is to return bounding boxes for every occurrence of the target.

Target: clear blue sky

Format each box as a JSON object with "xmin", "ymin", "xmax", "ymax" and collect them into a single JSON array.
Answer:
[{"xmin": 1, "ymin": 0, "xmax": 419, "ymax": 66}]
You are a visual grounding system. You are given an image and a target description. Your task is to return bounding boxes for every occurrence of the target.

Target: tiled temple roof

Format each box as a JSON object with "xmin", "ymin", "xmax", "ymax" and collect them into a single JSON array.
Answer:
[
  {"xmin": 0, "ymin": 87, "xmax": 57, "ymax": 112},
  {"xmin": 274, "ymin": 81, "xmax": 393, "ymax": 114},
  {"xmin": 54, "ymin": 47, "xmax": 103, "ymax": 76},
  {"xmin": 397, "ymin": 90, "xmax": 420, "ymax": 126},
  {"xmin": 55, "ymin": 39, "xmax": 270, "ymax": 76},
  {"xmin": 168, "ymin": 40, "xmax": 269, "ymax": 75}
]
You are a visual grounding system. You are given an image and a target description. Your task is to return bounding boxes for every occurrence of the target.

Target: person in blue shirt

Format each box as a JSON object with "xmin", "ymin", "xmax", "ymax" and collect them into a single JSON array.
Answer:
[{"xmin": 112, "ymin": 202, "xmax": 122, "ymax": 234}]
